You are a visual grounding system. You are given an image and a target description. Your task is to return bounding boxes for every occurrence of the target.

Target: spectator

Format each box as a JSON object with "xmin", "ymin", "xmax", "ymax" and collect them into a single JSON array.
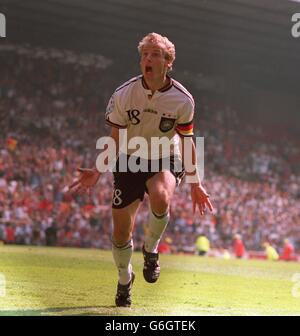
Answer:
[
  {"xmin": 263, "ymin": 242, "xmax": 279, "ymax": 261},
  {"xmin": 195, "ymin": 234, "xmax": 210, "ymax": 256},
  {"xmin": 280, "ymin": 238, "xmax": 295, "ymax": 261},
  {"xmin": 158, "ymin": 237, "xmax": 172, "ymax": 254},
  {"xmin": 233, "ymin": 234, "xmax": 245, "ymax": 259},
  {"xmin": 45, "ymin": 224, "xmax": 58, "ymax": 246}
]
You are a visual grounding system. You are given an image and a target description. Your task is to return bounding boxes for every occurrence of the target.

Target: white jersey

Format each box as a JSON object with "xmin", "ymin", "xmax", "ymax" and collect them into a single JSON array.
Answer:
[{"xmin": 105, "ymin": 75, "xmax": 194, "ymax": 160}]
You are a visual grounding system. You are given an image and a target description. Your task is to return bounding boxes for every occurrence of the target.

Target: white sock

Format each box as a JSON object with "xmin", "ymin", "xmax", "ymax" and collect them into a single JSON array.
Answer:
[
  {"xmin": 112, "ymin": 239, "xmax": 133, "ymax": 285},
  {"xmin": 144, "ymin": 209, "xmax": 169, "ymax": 253}
]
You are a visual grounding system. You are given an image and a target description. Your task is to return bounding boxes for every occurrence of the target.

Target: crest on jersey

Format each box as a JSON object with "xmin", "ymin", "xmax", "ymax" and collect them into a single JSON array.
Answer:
[{"xmin": 159, "ymin": 117, "xmax": 176, "ymax": 132}]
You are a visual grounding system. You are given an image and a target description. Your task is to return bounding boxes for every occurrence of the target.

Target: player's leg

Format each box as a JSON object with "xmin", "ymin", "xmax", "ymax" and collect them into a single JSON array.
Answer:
[
  {"xmin": 111, "ymin": 157, "xmax": 146, "ymax": 305},
  {"xmin": 142, "ymin": 171, "xmax": 176, "ymax": 283},
  {"xmin": 112, "ymin": 198, "xmax": 140, "ymax": 285},
  {"xmin": 145, "ymin": 170, "xmax": 176, "ymax": 253},
  {"xmin": 112, "ymin": 199, "xmax": 140, "ymax": 307}
]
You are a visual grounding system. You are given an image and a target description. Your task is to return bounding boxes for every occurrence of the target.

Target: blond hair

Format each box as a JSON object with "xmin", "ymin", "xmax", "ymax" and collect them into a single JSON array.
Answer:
[{"xmin": 137, "ymin": 32, "xmax": 176, "ymax": 70}]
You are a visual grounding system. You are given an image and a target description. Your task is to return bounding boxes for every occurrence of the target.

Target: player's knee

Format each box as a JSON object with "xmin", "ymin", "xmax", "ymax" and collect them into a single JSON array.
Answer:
[
  {"xmin": 112, "ymin": 230, "xmax": 132, "ymax": 246},
  {"xmin": 150, "ymin": 189, "xmax": 170, "ymax": 214}
]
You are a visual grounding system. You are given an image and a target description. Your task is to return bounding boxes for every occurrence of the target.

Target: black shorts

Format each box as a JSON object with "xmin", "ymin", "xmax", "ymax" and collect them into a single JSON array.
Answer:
[{"xmin": 112, "ymin": 154, "xmax": 185, "ymax": 209}]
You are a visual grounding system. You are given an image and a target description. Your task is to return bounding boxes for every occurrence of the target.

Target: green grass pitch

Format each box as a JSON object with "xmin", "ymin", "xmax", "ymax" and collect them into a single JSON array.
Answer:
[{"xmin": 0, "ymin": 245, "xmax": 300, "ymax": 316}]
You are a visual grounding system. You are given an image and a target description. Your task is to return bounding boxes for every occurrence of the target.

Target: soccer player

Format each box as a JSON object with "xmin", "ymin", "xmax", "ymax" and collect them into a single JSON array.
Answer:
[{"xmin": 68, "ymin": 32, "xmax": 213, "ymax": 307}]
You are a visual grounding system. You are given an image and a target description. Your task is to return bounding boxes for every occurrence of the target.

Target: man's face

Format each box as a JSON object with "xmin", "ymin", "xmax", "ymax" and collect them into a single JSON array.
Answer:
[{"xmin": 140, "ymin": 43, "xmax": 171, "ymax": 81}]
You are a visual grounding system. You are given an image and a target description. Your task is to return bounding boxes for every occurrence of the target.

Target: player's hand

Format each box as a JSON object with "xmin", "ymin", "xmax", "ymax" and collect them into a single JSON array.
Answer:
[
  {"xmin": 64, "ymin": 168, "xmax": 101, "ymax": 199},
  {"xmin": 191, "ymin": 183, "xmax": 213, "ymax": 216}
]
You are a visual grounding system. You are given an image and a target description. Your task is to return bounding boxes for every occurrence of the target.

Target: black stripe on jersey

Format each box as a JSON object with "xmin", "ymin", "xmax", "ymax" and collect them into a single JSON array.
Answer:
[
  {"xmin": 172, "ymin": 83, "xmax": 194, "ymax": 105},
  {"xmin": 176, "ymin": 120, "xmax": 193, "ymax": 127},
  {"xmin": 159, "ymin": 77, "xmax": 173, "ymax": 92},
  {"xmin": 141, "ymin": 76, "xmax": 149, "ymax": 89},
  {"xmin": 144, "ymin": 75, "xmax": 172, "ymax": 92},
  {"xmin": 175, "ymin": 130, "xmax": 194, "ymax": 137},
  {"xmin": 115, "ymin": 75, "xmax": 142, "ymax": 92},
  {"xmin": 172, "ymin": 79, "xmax": 194, "ymax": 99},
  {"xmin": 105, "ymin": 119, "xmax": 127, "ymax": 129}
]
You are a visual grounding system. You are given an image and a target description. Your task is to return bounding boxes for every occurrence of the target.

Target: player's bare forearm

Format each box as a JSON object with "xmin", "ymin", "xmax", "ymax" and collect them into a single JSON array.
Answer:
[
  {"xmin": 66, "ymin": 127, "xmax": 120, "ymax": 196},
  {"xmin": 178, "ymin": 135, "xmax": 213, "ymax": 214},
  {"xmin": 110, "ymin": 126, "xmax": 120, "ymax": 157},
  {"xmin": 178, "ymin": 135, "xmax": 201, "ymax": 186}
]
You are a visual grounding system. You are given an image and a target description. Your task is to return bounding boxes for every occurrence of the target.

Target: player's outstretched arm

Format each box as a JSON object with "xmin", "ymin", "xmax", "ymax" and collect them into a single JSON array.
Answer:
[
  {"xmin": 62, "ymin": 168, "xmax": 101, "ymax": 201},
  {"xmin": 67, "ymin": 168, "xmax": 101, "ymax": 196},
  {"xmin": 179, "ymin": 135, "xmax": 213, "ymax": 215},
  {"xmin": 190, "ymin": 183, "xmax": 213, "ymax": 216},
  {"xmin": 64, "ymin": 127, "xmax": 120, "ymax": 199}
]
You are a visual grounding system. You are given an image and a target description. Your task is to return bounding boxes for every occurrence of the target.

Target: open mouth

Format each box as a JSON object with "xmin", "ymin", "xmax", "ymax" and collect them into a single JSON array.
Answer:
[{"xmin": 145, "ymin": 66, "xmax": 153, "ymax": 74}]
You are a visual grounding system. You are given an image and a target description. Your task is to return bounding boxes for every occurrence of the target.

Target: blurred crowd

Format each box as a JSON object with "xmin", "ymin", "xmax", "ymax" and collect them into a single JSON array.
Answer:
[{"xmin": 1, "ymin": 44, "xmax": 300, "ymax": 255}]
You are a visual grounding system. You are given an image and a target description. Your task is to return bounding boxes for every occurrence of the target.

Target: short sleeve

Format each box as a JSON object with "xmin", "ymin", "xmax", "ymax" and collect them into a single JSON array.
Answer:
[
  {"xmin": 175, "ymin": 99, "xmax": 194, "ymax": 137},
  {"xmin": 105, "ymin": 93, "xmax": 127, "ymax": 129}
]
